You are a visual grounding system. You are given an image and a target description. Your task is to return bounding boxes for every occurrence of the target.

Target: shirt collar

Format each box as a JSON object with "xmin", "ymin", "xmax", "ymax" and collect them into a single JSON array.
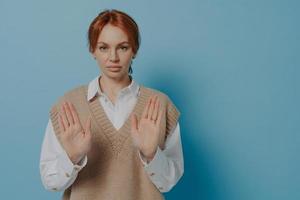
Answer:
[{"xmin": 87, "ymin": 75, "xmax": 139, "ymax": 101}]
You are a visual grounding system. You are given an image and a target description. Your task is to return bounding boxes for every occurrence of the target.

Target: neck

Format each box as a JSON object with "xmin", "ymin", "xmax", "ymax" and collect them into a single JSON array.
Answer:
[{"xmin": 98, "ymin": 74, "xmax": 132, "ymax": 101}]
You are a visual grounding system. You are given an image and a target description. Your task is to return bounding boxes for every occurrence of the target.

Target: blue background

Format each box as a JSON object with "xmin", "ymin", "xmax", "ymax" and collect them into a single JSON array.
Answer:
[{"xmin": 0, "ymin": 0, "xmax": 299, "ymax": 199}]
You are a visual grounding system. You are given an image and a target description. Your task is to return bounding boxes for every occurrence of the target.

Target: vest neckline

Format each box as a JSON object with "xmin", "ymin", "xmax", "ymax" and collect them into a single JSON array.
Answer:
[{"xmin": 87, "ymin": 85, "xmax": 151, "ymax": 152}]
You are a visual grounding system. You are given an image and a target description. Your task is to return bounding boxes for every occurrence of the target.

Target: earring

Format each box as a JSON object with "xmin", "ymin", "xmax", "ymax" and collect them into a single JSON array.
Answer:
[{"xmin": 128, "ymin": 60, "xmax": 133, "ymax": 75}]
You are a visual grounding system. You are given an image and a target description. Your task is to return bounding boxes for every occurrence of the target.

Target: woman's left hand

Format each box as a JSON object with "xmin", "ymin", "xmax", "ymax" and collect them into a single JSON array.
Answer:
[{"xmin": 131, "ymin": 95, "xmax": 163, "ymax": 162}]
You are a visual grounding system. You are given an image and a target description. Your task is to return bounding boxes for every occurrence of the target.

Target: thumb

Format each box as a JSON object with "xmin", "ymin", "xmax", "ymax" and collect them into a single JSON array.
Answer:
[
  {"xmin": 131, "ymin": 113, "xmax": 138, "ymax": 133},
  {"xmin": 130, "ymin": 114, "xmax": 139, "ymax": 146}
]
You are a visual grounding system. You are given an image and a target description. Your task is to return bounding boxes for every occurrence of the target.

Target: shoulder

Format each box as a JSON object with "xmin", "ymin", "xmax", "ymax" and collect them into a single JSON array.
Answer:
[
  {"xmin": 50, "ymin": 84, "xmax": 88, "ymax": 109},
  {"xmin": 141, "ymin": 86, "xmax": 171, "ymax": 103},
  {"xmin": 62, "ymin": 85, "xmax": 88, "ymax": 99},
  {"xmin": 141, "ymin": 86, "xmax": 179, "ymax": 112}
]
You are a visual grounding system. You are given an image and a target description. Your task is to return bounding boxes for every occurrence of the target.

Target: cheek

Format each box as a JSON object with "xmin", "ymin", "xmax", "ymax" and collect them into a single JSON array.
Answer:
[
  {"xmin": 122, "ymin": 53, "xmax": 134, "ymax": 63},
  {"xmin": 96, "ymin": 54, "xmax": 109, "ymax": 63},
  {"xmin": 94, "ymin": 58, "xmax": 106, "ymax": 70}
]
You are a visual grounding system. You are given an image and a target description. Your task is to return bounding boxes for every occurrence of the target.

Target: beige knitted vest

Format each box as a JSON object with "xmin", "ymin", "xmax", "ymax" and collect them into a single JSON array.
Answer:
[{"xmin": 49, "ymin": 85, "xmax": 180, "ymax": 200}]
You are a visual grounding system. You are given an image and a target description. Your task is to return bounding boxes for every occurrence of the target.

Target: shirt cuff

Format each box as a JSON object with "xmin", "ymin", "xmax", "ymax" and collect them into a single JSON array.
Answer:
[
  {"xmin": 139, "ymin": 147, "xmax": 167, "ymax": 179},
  {"xmin": 57, "ymin": 150, "xmax": 88, "ymax": 178}
]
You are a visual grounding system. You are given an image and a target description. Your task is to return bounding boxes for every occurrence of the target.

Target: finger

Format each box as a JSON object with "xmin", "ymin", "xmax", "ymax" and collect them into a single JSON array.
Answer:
[
  {"xmin": 142, "ymin": 96, "xmax": 152, "ymax": 119},
  {"xmin": 69, "ymin": 102, "xmax": 80, "ymax": 124},
  {"xmin": 148, "ymin": 95, "xmax": 157, "ymax": 120},
  {"xmin": 156, "ymin": 108, "xmax": 163, "ymax": 126},
  {"xmin": 60, "ymin": 103, "xmax": 69, "ymax": 127},
  {"xmin": 84, "ymin": 116, "xmax": 92, "ymax": 137},
  {"xmin": 58, "ymin": 114, "xmax": 66, "ymax": 132},
  {"xmin": 152, "ymin": 97, "xmax": 160, "ymax": 121},
  {"xmin": 64, "ymin": 102, "xmax": 75, "ymax": 125}
]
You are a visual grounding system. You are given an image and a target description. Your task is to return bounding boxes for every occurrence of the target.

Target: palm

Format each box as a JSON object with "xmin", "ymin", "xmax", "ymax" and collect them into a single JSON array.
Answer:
[
  {"xmin": 58, "ymin": 101, "xmax": 92, "ymax": 164},
  {"xmin": 136, "ymin": 118, "xmax": 159, "ymax": 153},
  {"xmin": 131, "ymin": 95, "xmax": 163, "ymax": 159},
  {"xmin": 61, "ymin": 125, "xmax": 91, "ymax": 155}
]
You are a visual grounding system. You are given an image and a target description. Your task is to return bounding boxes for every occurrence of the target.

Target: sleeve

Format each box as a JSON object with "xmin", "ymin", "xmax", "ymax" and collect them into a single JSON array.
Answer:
[{"xmin": 39, "ymin": 119, "xmax": 88, "ymax": 192}]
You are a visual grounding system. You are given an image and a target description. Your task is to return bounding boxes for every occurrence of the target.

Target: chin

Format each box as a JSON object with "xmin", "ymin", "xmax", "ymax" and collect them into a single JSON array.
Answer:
[{"xmin": 106, "ymin": 71, "xmax": 128, "ymax": 79}]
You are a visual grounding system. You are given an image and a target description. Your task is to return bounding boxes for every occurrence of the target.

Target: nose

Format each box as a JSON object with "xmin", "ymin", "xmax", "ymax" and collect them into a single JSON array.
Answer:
[{"xmin": 108, "ymin": 50, "xmax": 119, "ymax": 62}]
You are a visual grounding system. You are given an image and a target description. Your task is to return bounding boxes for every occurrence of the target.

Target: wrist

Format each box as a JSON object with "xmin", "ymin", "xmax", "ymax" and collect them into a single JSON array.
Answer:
[
  {"xmin": 69, "ymin": 153, "xmax": 84, "ymax": 165},
  {"xmin": 140, "ymin": 149, "xmax": 157, "ymax": 163}
]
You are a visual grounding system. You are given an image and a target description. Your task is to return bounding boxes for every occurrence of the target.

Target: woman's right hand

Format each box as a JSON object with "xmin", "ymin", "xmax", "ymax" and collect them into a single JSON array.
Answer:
[{"xmin": 58, "ymin": 101, "xmax": 92, "ymax": 165}]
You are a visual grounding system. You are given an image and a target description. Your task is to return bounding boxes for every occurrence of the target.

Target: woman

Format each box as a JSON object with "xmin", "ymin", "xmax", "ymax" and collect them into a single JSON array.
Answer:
[{"xmin": 40, "ymin": 9, "xmax": 184, "ymax": 200}]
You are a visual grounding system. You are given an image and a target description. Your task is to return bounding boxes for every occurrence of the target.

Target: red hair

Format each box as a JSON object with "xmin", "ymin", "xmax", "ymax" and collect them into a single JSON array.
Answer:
[{"xmin": 88, "ymin": 9, "xmax": 141, "ymax": 56}]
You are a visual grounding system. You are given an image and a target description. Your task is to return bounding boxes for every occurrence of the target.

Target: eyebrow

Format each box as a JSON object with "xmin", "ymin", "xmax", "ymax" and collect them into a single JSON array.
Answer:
[{"xmin": 97, "ymin": 41, "xmax": 130, "ymax": 45}]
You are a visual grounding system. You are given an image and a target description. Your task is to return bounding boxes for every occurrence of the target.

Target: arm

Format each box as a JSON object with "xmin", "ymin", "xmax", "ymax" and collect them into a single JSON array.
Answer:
[
  {"xmin": 39, "ymin": 119, "xmax": 88, "ymax": 191},
  {"xmin": 139, "ymin": 122, "xmax": 184, "ymax": 192}
]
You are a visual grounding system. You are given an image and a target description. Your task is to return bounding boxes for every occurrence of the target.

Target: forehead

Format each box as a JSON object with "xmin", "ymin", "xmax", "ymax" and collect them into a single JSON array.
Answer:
[{"xmin": 97, "ymin": 24, "xmax": 129, "ymax": 45}]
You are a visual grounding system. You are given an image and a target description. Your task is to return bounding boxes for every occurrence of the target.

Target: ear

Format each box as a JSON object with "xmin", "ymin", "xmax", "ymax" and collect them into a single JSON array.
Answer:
[{"xmin": 91, "ymin": 52, "xmax": 96, "ymax": 60}]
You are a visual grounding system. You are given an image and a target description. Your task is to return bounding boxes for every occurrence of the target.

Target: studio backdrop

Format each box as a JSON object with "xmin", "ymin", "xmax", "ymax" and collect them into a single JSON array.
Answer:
[{"xmin": 0, "ymin": 0, "xmax": 299, "ymax": 199}]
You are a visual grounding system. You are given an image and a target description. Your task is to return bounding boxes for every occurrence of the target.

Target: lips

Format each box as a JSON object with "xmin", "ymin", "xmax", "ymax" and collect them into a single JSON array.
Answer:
[
  {"xmin": 106, "ymin": 65, "xmax": 122, "ymax": 72},
  {"xmin": 107, "ymin": 65, "xmax": 122, "ymax": 68}
]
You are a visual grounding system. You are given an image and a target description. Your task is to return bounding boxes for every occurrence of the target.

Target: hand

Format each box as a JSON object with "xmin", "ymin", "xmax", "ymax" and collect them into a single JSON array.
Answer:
[
  {"xmin": 58, "ymin": 101, "xmax": 92, "ymax": 164},
  {"xmin": 131, "ymin": 95, "xmax": 163, "ymax": 162}
]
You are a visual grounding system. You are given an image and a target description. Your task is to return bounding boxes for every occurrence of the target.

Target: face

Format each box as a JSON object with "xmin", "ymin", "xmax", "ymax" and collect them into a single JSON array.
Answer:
[{"xmin": 92, "ymin": 24, "xmax": 135, "ymax": 80}]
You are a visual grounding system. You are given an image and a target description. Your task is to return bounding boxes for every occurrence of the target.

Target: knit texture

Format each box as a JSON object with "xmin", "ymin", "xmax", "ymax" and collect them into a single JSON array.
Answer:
[{"xmin": 49, "ymin": 85, "xmax": 180, "ymax": 200}]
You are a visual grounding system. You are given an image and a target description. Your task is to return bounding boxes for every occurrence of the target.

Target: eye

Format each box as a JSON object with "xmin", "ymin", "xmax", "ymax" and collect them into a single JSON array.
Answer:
[
  {"xmin": 120, "ymin": 46, "xmax": 129, "ymax": 51},
  {"xmin": 98, "ymin": 46, "xmax": 108, "ymax": 52}
]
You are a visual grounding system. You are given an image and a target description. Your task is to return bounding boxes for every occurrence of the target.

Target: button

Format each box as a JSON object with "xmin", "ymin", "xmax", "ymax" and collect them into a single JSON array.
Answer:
[
  {"xmin": 149, "ymin": 172, "xmax": 155, "ymax": 176},
  {"xmin": 52, "ymin": 187, "xmax": 57, "ymax": 191},
  {"xmin": 158, "ymin": 187, "xmax": 163, "ymax": 190},
  {"xmin": 65, "ymin": 172, "xmax": 70, "ymax": 177},
  {"xmin": 74, "ymin": 166, "xmax": 80, "ymax": 171}
]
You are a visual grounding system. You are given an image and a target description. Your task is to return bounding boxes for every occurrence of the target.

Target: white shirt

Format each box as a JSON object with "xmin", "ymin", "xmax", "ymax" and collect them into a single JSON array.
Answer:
[{"xmin": 39, "ymin": 76, "xmax": 184, "ymax": 193}]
